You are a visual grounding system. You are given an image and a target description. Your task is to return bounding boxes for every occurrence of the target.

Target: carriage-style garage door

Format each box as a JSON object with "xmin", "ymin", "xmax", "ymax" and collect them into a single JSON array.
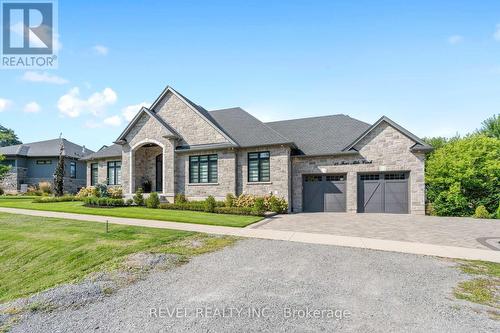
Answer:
[
  {"xmin": 357, "ymin": 172, "xmax": 409, "ymax": 213},
  {"xmin": 303, "ymin": 174, "xmax": 346, "ymax": 212}
]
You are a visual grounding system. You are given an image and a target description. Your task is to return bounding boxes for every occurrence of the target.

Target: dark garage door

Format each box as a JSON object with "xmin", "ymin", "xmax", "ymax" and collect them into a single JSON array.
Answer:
[
  {"xmin": 303, "ymin": 174, "xmax": 346, "ymax": 212},
  {"xmin": 357, "ymin": 173, "xmax": 409, "ymax": 213}
]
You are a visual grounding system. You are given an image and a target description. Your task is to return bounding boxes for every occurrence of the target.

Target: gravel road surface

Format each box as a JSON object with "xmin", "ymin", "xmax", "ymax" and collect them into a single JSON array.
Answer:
[{"xmin": 11, "ymin": 239, "xmax": 499, "ymax": 332}]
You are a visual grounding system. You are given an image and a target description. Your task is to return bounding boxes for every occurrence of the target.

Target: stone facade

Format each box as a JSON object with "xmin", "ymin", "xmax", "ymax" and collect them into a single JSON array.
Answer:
[
  {"xmin": 154, "ymin": 92, "xmax": 229, "ymax": 146},
  {"xmin": 175, "ymin": 149, "xmax": 237, "ymax": 201},
  {"xmin": 291, "ymin": 122, "xmax": 425, "ymax": 214},
  {"xmin": 236, "ymin": 146, "xmax": 291, "ymax": 204},
  {"xmin": 0, "ymin": 167, "xmax": 26, "ymax": 193},
  {"xmin": 86, "ymin": 89, "xmax": 426, "ymax": 215},
  {"xmin": 85, "ymin": 158, "xmax": 122, "ymax": 187}
]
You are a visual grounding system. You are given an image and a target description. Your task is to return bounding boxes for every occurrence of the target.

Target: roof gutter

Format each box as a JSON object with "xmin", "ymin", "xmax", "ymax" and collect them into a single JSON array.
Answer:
[{"xmin": 291, "ymin": 151, "xmax": 360, "ymax": 158}]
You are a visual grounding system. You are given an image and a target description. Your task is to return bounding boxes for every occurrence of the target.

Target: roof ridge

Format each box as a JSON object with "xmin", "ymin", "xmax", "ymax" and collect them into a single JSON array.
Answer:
[{"xmin": 265, "ymin": 114, "xmax": 352, "ymax": 124}]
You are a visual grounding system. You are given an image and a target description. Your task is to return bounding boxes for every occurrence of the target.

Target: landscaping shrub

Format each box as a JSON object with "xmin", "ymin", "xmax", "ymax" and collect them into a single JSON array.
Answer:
[
  {"xmin": 33, "ymin": 195, "xmax": 78, "ymax": 203},
  {"xmin": 126, "ymin": 198, "xmax": 134, "ymax": 206},
  {"xmin": 108, "ymin": 186, "xmax": 123, "ymax": 199},
  {"xmin": 266, "ymin": 195, "xmax": 288, "ymax": 213},
  {"xmin": 75, "ymin": 186, "xmax": 98, "ymax": 199},
  {"xmin": 133, "ymin": 188, "xmax": 144, "ymax": 206},
  {"xmin": 214, "ymin": 207, "xmax": 264, "ymax": 216},
  {"xmin": 160, "ymin": 202, "xmax": 206, "ymax": 211},
  {"xmin": 26, "ymin": 185, "xmax": 42, "ymax": 196},
  {"xmin": 426, "ymin": 134, "xmax": 500, "ymax": 216},
  {"xmin": 38, "ymin": 181, "xmax": 52, "ymax": 195},
  {"xmin": 83, "ymin": 196, "xmax": 125, "ymax": 207},
  {"xmin": 225, "ymin": 193, "xmax": 235, "ymax": 208},
  {"xmin": 473, "ymin": 205, "xmax": 490, "ymax": 219},
  {"xmin": 0, "ymin": 187, "xmax": 3, "ymax": 195},
  {"xmin": 175, "ymin": 193, "xmax": 187, "ymax": 203},
  {"xmin": 95, "ymin": 183, "xmax": 108, "ymax": 198},
  {"xmin": 204, "ymin": 195, "xmax": 216, "ymax": 213},
  {"xmin": 146, "ymin": 192, "xmax": 160, "ymax": 209},
  {"xmin": 234, "ymin": 194, "xmax": 256, "ymax": 208},
  {"xmin": 253, "ymin": 197, "xmax": 265, "ymax": 214}
]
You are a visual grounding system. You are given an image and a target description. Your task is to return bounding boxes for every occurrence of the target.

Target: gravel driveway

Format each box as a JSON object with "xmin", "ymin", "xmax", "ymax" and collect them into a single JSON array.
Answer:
[{"xmin": 11, "ymin": 239, "xmax": 499, "ymax": 333}]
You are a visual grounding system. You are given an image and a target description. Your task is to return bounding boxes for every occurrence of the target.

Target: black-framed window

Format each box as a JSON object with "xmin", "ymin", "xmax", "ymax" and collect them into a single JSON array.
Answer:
[
  {"xmin": 91, "ymin": 163, "xmax": 98, "ymax": 186},
  {"xmin": 107, "ymin": 161, "xmax": 121, "ymax": 185},
  {"xmin": 248, "ymin": 151, "xmax": 270, "ymax": 182},
  {"xmin": 36, "ymin": 160, "xmax": 51, "ymax": 165},
  {"xmin": 70, "ymin": 161, "xmax": 76, "ymax": 178},
  {"xmin": 189, "ymin": 154, "xmax": 217, "ymax": 183}
]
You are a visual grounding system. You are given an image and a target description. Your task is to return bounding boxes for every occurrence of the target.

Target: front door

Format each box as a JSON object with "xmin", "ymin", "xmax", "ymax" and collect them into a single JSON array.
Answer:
[{"xmin": 155, "ymin": 154, "xmax": 163, "ymax": 192}]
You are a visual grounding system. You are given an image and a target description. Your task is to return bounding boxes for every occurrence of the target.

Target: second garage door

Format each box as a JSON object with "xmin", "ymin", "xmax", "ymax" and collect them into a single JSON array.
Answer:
[
  {"xmin": 357, "ymin": 172, "xmax": 409, "ymax": 213},
  {"xmin": 303, "ymin": 174, "xmax": 346, "ymax": 212}
]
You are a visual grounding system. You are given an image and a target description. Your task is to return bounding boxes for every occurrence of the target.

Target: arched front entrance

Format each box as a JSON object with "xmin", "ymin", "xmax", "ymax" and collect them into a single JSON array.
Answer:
[{"xmin": 131, "ymin": 141, "xmax": 164, "ymax": 193}]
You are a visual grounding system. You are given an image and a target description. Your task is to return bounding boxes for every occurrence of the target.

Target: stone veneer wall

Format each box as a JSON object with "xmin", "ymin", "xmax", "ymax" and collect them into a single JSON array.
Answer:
[
  {"xmin": 154, "ymin": 92, "xmax": 229, "ymax": 146},
  {"xmin": 0, "ymin": 168, "xmax": 26, "ymax": 193},
  {"xmin": 175, "ymin": 149, "xmax": 237, "ymax": 201},
  {"xmin": 85, "ymin": 158, "xmax": 122, "ymax": 187},
  {"xmin": 291, "ymin": 122, "xmax": 425, "ymax": 214},
  {"xmin": 236, "ymin": 145, "xmax": 291, "ymax": 205}
]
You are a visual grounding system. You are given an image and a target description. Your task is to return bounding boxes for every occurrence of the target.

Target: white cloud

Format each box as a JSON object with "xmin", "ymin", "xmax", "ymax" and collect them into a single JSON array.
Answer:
[
  {"xmin": 494, "ymin": 24, "xmax": 500, "ymax": 41},
  {"xmin": 121, "ymin": 102, "xmax": 149, "ymax": 121},
  {"xmin": 22, "ymin": 71, "xmax": 68, "ymax": 84},
  {"xmin": 448, "ymin": 35, "xmax": 463, "ymax": 45},
  {"xmin": 93, "ymin": 45, "xmax": 109, "ymax": 56},
  {"xmin": 24, "ymin": 101, "xmax": 41, "ymax": 113},
  {"xmin": 57, "ymin": 87, "xmax": 117, "ymax": 118},
  {"xmin": 103, "ymin": 115, "xmax": 122, "ymax": 127},
  {"xmin": 0, "ymin": 98, "xmax": 12, "ymax": 112}
]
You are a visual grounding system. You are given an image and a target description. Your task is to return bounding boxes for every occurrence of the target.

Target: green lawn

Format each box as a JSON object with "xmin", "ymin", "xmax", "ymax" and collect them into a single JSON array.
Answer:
[
  {"xmin": 0, "ymin": 197, "xmax": 262, "ymax": 227},
  {"xmin": 0, "ymin": 212, "xmax": 235, "ymax": 303}
]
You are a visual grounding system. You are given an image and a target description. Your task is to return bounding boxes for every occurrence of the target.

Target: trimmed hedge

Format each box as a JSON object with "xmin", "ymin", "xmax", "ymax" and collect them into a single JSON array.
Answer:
[
  {"xmin": 33, "ymin": 195, "xmax": 79, "ymax": 203},
  {"xmin": 159, "ymin": 202, "xmax": 264, "ymax": 216},
  {"xmin": 214, "ymin": 207, "xmax": 264, "ymax": 216},
  {"xmin": 160, "ymin": 202, "xmax": 206, "ymax": 212},
  {"xmin": 83, "ymin": 196, "xmax": 126, "ymax": 207}
]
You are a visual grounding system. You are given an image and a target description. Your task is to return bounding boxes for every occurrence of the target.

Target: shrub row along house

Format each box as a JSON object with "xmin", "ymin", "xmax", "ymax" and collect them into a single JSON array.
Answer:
[
  {"xmin": 80, "ymin": 86, "xmax": 432, "ymax": 214},
  {"xmin": 0, "ymin": 139, "xmax": 92, "ymax": 194}
]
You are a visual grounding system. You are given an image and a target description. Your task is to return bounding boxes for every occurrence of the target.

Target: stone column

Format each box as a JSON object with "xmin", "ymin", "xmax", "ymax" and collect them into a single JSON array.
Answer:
[
  {"xmin": 163, "ymin": 138, "xmax": 176, "ymax": 201},
  {"xmin": 346, "ymin": 171, "xmax": 357, "ymax": 213}
]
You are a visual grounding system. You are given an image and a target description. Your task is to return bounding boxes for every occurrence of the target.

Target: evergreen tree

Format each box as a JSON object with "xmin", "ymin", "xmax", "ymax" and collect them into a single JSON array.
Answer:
[{"xmin": 54, "ymin": 139, "xmax": 65, "ymax": 196}]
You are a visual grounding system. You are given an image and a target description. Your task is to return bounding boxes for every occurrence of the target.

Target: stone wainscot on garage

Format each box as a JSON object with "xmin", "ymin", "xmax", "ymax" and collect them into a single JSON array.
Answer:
[{"xmin": 82, "ymin": 86, "xmax": 432, "ymax": 214}]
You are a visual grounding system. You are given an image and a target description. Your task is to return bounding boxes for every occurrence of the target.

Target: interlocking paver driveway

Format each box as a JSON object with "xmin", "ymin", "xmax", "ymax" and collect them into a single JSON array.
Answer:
[{"xmin": 255, "ymin": 213, "xmax": 500, "ymax": 250}]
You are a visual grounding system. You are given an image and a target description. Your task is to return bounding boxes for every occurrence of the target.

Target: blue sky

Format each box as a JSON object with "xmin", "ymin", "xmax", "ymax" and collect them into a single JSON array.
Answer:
[{"xmin": 1, "ymin": 0, "xmax": 500, "ymax": 151}]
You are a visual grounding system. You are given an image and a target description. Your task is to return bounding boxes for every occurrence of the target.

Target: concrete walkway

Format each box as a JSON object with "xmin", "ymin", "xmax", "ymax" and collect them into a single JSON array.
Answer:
[{"xmin": 1, "ymin": 207, "xmax": 499, "ymax": 263}]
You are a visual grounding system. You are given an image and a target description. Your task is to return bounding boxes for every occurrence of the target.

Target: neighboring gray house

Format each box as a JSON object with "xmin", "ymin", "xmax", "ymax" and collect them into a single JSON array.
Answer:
[
  {"xmin": 0, "ymin": 139, "xmax": 93, "ymax": 194},
  {"xmin": 82, "ymin": 86, "xmax": 432, "ymax": 214}
]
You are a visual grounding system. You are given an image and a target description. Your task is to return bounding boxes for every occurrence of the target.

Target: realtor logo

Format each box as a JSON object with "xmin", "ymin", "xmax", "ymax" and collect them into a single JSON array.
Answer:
[{"xmin": 1, "ymin": 0, "xmax": 58, "ymax": 68}]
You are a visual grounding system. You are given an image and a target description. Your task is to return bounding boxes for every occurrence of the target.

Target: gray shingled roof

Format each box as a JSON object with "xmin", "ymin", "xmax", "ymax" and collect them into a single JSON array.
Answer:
[
  {"xmin": 209, "ymin": 108, "xmax": 293, "ymax": 148},
  {"xmin": 266, "ymin": 115, "xmax": 371, "ymax": 156},
  {"xmin": 81, "ymin": 144, "xmax": 122, "ymax": 161},
  {"xmin": 0, "ymin": 138, "xmax": 94, "ymax": 159}
]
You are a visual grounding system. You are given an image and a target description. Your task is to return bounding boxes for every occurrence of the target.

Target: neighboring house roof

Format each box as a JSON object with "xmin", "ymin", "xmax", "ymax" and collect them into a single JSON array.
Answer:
[
  {"xmin": 208, "ymin": 108, "xmax": 294, "ymax": 148},
  {"xmin": 343, "ymin": 116, "xmax": 433, "ymax": 152},
  {"xmin": 81, "ymin": 144, "xmax": 122, "ymax": 161},
  {"xmin": 266, "ymin": 115, "xmax": 371, "ymax": 156},
  {"xmin": 0, "ymin": 138, "xmax": 93, "ymax": 159}
]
